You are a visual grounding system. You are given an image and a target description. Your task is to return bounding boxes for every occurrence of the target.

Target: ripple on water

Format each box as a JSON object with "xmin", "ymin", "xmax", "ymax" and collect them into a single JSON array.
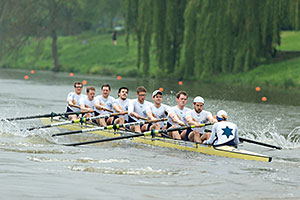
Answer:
[
  {"xmin": 67, "ymin": 165, "xmax": 184, "ymax": 176},
  {"xmin": 27, "ymin": 156, "xmax": 130, "ymax": 164}
]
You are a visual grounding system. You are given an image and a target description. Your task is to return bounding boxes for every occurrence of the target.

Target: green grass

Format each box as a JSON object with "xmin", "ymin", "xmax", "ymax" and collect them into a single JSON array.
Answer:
[
  {"xmin": 1, "ymin": 30, "xmax": 300, "ymax": 88},
  {"xmin": 211, "ymin": 31, "xmax": 300, "ymax": 89},
  {"xmin": 278, "ymin": 31, "xmax": 300, "ymax": 51},
  {"xmin": 1, "ymin": 31, "xmax": 148, "ymax": 77},
  {"xmin": 212, "ymin": 57, "xmax": 300, "ymax": 88}
]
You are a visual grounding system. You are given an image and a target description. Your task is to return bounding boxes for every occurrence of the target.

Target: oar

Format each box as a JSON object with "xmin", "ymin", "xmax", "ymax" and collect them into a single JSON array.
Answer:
[
  {"xmin": 239, "ymin": 137, "xmax": 282, "ymax": 150},
  {"xmin": 64, "ymin": 123, "xmax": 213, "ymax": 146},
  {"xmin": 52, "ymin": 118, "xmax": 167, "ymax": 137},
  {"xmin": 70, "ymin": 104, "xmax": 81, "ymax": 109},
  {"xmin": 95, "ymin": 105, "xmax": 114, "ymax": 113},
  {"xmin": 24, "ymin": 112, "xmax": 127, "ymax": 131},
  {"xmin": 1, "ymin": 111, "xmax": 87, "ymax": 121}
]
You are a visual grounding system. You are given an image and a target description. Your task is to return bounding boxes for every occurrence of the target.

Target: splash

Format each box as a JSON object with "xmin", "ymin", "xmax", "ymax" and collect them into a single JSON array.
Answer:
[
  {"xmin": 0, "ymin": 118, "xmax": 68, "ymax": 146},
  {"xmin": 286, "ymin": 126, "xmax": 300, "ymax": 148},
  {"xmin": 67, "ymin": 165, "xmax": 184, "ymax": 176}
]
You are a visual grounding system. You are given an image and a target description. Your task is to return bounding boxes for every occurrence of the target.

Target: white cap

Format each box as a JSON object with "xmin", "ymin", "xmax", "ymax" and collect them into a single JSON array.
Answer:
[
  {"xmin": 152, "ymin": 90, "xmax": 162, "ymax": 97},
  {"xmin": 217, "ymin": 110, "xmax": 228, "ymax": 120},
  {"xmin": 193, "ymin": 96, "xmax": 204, "ymax": 104}
]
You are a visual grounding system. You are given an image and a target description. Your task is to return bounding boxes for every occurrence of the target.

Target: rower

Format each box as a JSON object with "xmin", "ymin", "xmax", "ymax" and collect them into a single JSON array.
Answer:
[
  {"xmin": 184, "ymin": 96, "xmax": 217, "ymax": 143},
  {"xmin": 112, "ymin": 87, "xmax": 130, "ymax": 124},
  {"xmin": 79, "ymin": 86, "xmax": 96, "ymax": 118},
  {"xmin": 94, "ymin": 84, "xmax": 115, "ymax": 126},
  {"xmin": 167, "ymin": 91, "xmax": 191, "ymax": 139},
  {"xmin": 203, "ymin": 110, "xmax": 239, "ymax": 147},
  {"xmin": 149, "ymin": 90, "xmax": 171, "ymax": 131},
  {"xmin": 128, "ymin": 86, "xmax": 156, "ymax": 133},
  {"xmin": 66, "ymin": 81, "xmax": 84, "ymax": 120}
]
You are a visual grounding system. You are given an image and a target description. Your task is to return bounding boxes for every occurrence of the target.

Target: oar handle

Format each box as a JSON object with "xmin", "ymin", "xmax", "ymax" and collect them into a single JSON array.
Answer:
[
  {"xmin": 70, "ymin": 105, "xmax": 81, "ymax": 109},
  {"xmin": 139, "ymin": 116, "xmax": 148, "ymax": 120},
  {"xmin": 146, "ymin": 118, "xmax": 167, "ymax": 123}
]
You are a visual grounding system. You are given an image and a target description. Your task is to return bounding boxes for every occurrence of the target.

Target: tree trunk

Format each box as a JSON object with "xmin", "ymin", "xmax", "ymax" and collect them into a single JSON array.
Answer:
[{"xmin": 51, "ymin": 29, "xmax": 60, "ymax": 72}]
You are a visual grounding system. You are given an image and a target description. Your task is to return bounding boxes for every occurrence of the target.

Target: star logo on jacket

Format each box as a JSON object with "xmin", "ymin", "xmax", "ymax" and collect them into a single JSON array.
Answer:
[{"xmin": 222, "ymin": 126, "xmax": 233, "ymax": 138}]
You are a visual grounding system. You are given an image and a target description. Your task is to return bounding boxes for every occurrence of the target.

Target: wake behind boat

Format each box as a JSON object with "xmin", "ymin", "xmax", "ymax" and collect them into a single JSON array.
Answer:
[{"xmin": 40, "ymin": 117, "xmax": 272, "ymax": 162}]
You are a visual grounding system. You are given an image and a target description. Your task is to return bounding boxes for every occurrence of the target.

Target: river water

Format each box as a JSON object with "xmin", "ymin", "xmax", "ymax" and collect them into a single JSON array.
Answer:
[{"xmin": 0, "ymin": 69, "xmax": 300, "ymax": 200}]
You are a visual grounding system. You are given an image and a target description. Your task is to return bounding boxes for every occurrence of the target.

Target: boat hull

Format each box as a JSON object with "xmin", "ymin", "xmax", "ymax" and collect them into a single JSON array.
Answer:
[{"xmin": 40, "ymin": 118, "xmax": 272, "ymax": 162}]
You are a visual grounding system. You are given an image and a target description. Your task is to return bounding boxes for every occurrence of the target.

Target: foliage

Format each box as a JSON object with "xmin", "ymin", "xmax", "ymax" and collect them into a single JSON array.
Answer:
[{"xmin": 124, "ymin": 0, "xmax": 300, "ymax": 78}]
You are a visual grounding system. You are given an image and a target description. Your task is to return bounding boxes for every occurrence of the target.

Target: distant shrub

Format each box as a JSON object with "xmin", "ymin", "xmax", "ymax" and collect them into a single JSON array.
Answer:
[
  {"xmin": 89, "ymin": 65, "xmax": 116, "ymax": 76},
  {"xmin": 121, "ymin": 68, "xmax": 140, "ymax": 77}
]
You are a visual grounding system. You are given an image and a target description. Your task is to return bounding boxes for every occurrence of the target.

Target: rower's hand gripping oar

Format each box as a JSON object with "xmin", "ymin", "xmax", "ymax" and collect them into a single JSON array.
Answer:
[
  {"xmin": 24, "ymin": 112, "xmax": 128, "ymax": 131},
  {"xmin": 1, "ymin": 111, "xmax": 88, "ymax": 121},
  {"xmin": 63, "ymin": 123, "xmax": 213, "ymax": 146},
  {"xmin": 52, "ymin": 118, "xmax": 167, "ymax": 137}
]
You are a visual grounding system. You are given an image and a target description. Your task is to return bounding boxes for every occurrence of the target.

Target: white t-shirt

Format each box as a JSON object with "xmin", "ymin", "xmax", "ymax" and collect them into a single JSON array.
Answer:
[
  {"xmin": 167, "ymin": 105, "xmax": 191, "ymax": 126},
  {"xmin": 66, "ymin": 92, "xmax": 83, "ymax": 112},
  {"xmin": 186, "ymin": 109, "xmax": 212, "ymax": 133},
  {"xmin": 113, "ymin": 98, "xmax": 130, "ymax": 121},
  {"xmin": 94, "ymin": 95, "xmax": 115, "ymax": 114},
  {"xmin": 206, "ymin": 121, "xmax": 239, "ymax": 146},
  {"xmin": 79, "ymin": 95, "xmax": 96, "ymax": 116},
  {"xmin": 128, "ymin": 99, "xmax": 151, "ymax": 122},
  {"xmin": 150, "ymin": 103, "xmax": 171, "ymax": 127}
]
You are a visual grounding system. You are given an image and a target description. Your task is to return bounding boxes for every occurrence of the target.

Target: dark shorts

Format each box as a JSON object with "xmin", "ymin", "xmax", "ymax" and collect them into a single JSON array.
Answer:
[
  {"xmin": 65, "ymin": 107, "xmax": 79, "ymax": 118},
  {"xmin": 128, "ymin": 116, "xmax": 151, "ymax": 131},
  {"xmin": 214, "ymin": 139, "xmax": 237, "ymax": 148},
  {"xmin": 185, "ymin": 127, "xmax": 192, "ymax": 141},
  {"xmin": 166, "ymin": 122, "xmax": 185, "ymax": 135},
  {"xmin": 94, "ymin": 111, "xmax": 116, "ymax": 125}
]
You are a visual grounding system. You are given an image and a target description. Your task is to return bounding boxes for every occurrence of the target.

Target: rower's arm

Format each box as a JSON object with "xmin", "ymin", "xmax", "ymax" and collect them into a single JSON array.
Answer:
[
  {"xmin": 94, "ymin": 102, "xmax": 103, "ymax": 110},
  {"xmin": 205, "ymin": 124, "xmax": 216, "ymax": 144},
  {"xmin": 169, "ymin": 112, "xmax": 185, "ymax": 126},
  {"xmin": 186, "ymin": 115, "xmax": 195, "ymax": 126},
  {"xmin": 67, "ymin": 99, "xmax": 75, "ymax": 107},
  {"xmin": 128, "ymin": 100, "xmax": 139, "ymax": 119},
  {"xmin": 113, "ymin": 104, "xmax": 122, "ymax": 113},
  {"xmin": 208, "ymin": 115, "xmax": 217, "ymax": 124},
  {"xmin": 146, "ymin": 110, "xmax": 156, "ymax": 120}
]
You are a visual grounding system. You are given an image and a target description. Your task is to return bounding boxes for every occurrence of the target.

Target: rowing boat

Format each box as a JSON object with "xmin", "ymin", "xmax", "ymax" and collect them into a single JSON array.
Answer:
[{"xmin": 40, "ymin": 117, "xmax": 272, "ymax": 162}]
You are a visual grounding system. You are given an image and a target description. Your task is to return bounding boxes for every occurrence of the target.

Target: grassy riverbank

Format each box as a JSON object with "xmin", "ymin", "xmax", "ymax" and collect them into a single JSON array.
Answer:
[
  {"xmin": 1, "ymin": 31, "xmax": 300, "ymax": 88},
  {"xmin": 212, "ymin": 31, "xmax": 300, "ymax": 89}
]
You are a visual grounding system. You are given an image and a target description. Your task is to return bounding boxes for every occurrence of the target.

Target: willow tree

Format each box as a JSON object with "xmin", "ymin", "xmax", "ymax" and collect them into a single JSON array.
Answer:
[
  {"xmin": 125, "ymin": 0, "xmax": 186, "ymax": 75},
  {"xmin": 125, "ymin": 0, "xmax": 300, "ymax": 78}
]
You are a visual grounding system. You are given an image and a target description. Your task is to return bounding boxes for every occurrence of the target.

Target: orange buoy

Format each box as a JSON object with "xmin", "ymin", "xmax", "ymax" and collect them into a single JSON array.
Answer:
[
  {"xmin": 30, "ymin": 70, "xmax": 35, "ymax": 74},
  {"xmin": 117, "ymin": 75, "xmax": 122, "ymax": 80},
  {"xmin": 159, "ymin": 87, "xmax": 164, "ymax": 92},
  {"xmin": 24, "ymin": 75, "xmax": 29, "ymax": 80},
  {"xmin": 82, "ymin": 80, "xmax": 87, "ymax": 85},
  {"xmin": 178, "ymin": 81, "xmax": 183, "ymax": 85},
  {"xmin": 261, "ymin": 97, "xmax": 267, "ymax": 102},
  {"xmin": 69, "ymin": 72, "xmax": 74, "ymax": 77},
  {"xmin": 255, "ymin": 87, "xmax": 261, "ymax": 92}
]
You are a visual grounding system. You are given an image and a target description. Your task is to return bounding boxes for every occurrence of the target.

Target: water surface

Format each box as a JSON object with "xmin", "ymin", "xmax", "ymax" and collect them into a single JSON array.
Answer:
[{"xmin": 1, "ymin": 69, "xmax": 300, "ymax": 200}]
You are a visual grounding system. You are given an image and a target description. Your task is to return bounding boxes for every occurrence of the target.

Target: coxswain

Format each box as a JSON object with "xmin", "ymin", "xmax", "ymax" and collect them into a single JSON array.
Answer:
[{"xmin": 203, "ymin": 110, "xmax": 239, "ymax": 147}]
